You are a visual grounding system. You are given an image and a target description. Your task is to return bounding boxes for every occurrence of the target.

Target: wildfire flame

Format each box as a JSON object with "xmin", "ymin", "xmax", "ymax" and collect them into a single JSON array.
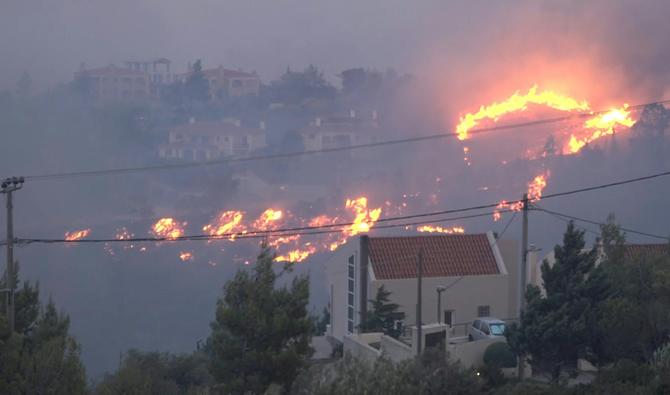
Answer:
[
  {"xmin": 328, "ymin": 197, "xmax": 382, "ymax": 251},
  {"xmin": 179, "ymin": 251, "xmax": 194, "ymax": 262},
  {"xmin": 494, "ymin": 171, "xmax": 549, "ymax": 220},
  {"xmin": 564, "ymin": 106, "xmax": 635, "ymax": 154},
  {"xmin": 456, "ymin": 85, "xmax": 590, "ymax": 140},
  {"xmin": 151, "ymin": 218, "xmax": 186, "ymax": 240},
  {"xmin": 202, "ymin": 211, "xmax": 245, "ymax": 240},
  {"xmin": 64, "ymin": 228, "xmax": 91, "ymax": 241},
  {"xmin": 416, "ymin": 225, "xmax": 465, "ymax": 234}
]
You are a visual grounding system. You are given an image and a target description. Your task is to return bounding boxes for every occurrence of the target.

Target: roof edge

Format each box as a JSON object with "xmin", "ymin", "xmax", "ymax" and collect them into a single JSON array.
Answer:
[{"xmin": 487, "ymin": 231, "xmax": 508, "ymax": 275}]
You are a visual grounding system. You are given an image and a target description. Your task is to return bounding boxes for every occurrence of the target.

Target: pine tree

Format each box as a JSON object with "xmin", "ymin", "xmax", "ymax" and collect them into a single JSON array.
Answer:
[
  {"xmin": 0, "ymin": 263, "xmax": 86, "ymax": 394},
  {"xmin": 507, "ymin": 221, "xmax": 610, "ymax": 380},
  {"xmin": 361, "ymin": 285, "xmax": 406, "ymax": 339},
  {"xmin": 207, "ymin": 248, "xmax": 313, "ymax": 393}
]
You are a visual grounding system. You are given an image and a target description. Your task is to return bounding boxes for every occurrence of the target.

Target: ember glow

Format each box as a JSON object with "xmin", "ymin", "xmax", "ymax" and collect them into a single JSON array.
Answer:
[
  {"xmin": 328, "ymin": 197, "xmax": 382, "ymax": 251},
  {"xmin": 179, "ymin": 251, "xmax": 194, "ymax": 262},
  {"xmin": 151, "ymin": 218, "xmax": 186, "ymax": 240},
  {"xmin": 64, "ymin": 228, "xmax": 91, "ymax": 241},
  {"xmin": 416, "ymin": 225, "xmax": 465, "ymax": 234}
]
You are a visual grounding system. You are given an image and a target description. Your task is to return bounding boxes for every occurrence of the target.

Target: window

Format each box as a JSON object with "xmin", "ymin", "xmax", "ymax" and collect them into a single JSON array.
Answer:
[
  {"xmin": 482, "ymin": 323, "xmax": 490, "ymax": 335},
  {"xmin": 444, "ymin": 310, "xmax": 454, "ymax": 326},
  {"xmin": 477, "ymin": 305, "xmax": 490, "ymax": 317}
]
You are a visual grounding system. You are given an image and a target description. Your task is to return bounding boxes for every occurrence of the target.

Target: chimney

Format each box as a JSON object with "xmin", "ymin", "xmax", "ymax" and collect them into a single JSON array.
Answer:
[
  {"xmin": 315, "ymin": 117, "xmax": 321, "ymax": 127},
  {"xmin": 259, "ymin": 120, "xmax": 266, "ymax": 130},
  {"xmin": 350, "ymin": 109, "xmax": 356, "ymax": 118}
]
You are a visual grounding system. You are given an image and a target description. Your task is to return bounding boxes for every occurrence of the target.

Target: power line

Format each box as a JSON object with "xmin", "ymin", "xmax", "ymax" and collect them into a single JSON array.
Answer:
[
  {"xmin": 534, "ymin": 205, "xmax": 670, "ymax": 241},
  {"xmin": 19, "ymin": 98, "xmax": 670, "ymax": 182},
  {"xmin": 17, "ymin": 209, "xmax": 511, "ymax": 245},
  {"xmin": 16, "ymin": 167, "xmax": 670, "ymax": 244}
]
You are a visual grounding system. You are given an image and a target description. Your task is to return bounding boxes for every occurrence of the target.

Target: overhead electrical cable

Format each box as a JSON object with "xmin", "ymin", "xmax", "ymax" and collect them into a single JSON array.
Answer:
[{"xmin": 18, "ymin": 98, "xmax": 670, "ymax": 182}]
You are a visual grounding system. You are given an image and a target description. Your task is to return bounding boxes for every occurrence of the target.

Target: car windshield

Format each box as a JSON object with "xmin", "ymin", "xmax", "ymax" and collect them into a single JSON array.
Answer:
[{"xmin": 489, "ymin": 323, "xmax": 506, "ymax": 336}]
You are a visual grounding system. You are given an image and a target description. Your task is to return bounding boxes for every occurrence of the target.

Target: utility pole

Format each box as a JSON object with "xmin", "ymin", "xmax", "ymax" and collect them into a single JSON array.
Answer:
[
  {"xmin": 518, "ymin": 193, "xmax": 529, "ymax": 379},
  {"xmin": 416, "ymin": 250, "xmax": 423, "ymax": 356},
  {"xmin": 1, "ymin": 177, "xmax": 24, "ymax": 335}
]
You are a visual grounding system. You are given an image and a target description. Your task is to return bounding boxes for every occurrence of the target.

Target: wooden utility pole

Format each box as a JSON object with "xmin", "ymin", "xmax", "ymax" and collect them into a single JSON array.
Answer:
[
  {"xmin": 1, "ymin": 177, "xmax": 24, "ymax": 335},
  {"xmin": 518, "ymin": 193, "xmax": 529, "ymax": 379},
  {"xmin": 416, "ymin": 250, "xmax": 423, "ymax": 356}
]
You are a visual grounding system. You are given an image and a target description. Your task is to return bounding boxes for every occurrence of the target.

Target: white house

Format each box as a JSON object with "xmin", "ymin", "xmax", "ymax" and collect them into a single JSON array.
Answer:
[
  {"xmin": 159, "ymin": 119, "xmax": 267, "ymax": 161},
  {"xmin": 323, "ymin": 233, "xmax": 520, "ymax": 343}
]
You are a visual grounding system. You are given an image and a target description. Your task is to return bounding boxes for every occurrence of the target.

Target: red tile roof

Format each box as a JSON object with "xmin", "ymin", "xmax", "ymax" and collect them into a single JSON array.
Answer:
[
  {"xmin": 368, "ymin": 234, "xmax": 500, "ymax": 280},
  {"xmin": 623, "ymin": 244, "xmax": 670, "ymax": 260}
]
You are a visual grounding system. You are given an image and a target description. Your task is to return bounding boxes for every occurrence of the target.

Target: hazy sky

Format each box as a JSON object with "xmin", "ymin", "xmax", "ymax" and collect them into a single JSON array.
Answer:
[{"xmin": 3, "ymin": 0, "xmax": 669, "ymax": 97}]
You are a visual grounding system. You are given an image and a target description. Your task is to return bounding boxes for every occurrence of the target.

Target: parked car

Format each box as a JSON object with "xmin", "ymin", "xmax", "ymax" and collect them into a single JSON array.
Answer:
[{"xmin": 468, "ymin": 318, "xmax": 506, "ymax": 341}]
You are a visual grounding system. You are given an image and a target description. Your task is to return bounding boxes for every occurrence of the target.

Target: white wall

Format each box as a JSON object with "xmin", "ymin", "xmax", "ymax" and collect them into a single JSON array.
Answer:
[{"xmin": 323, "ymin": 238, "xmax": 361, "ymax": 342}]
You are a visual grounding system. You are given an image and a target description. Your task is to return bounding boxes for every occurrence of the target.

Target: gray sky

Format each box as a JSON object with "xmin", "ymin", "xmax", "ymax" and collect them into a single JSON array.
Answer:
[{"xmin": 3, "ymin": 0, "xmax": 668, "ymax": 98}]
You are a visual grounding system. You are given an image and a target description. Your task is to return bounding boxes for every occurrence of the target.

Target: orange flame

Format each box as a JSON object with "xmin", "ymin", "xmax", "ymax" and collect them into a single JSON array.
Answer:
[
  {"xmin": 64, "ymin": 228, "xmax": 91, "ymax": 241},
  {"xmin": 151, "ymin": 218, "xmax": 186, "ymax": 240},
  {"xmin": 179, "ymin": 251, "xmax": 194, "ymax": 262},
  {"xmin": 202, "ymin": 211, "xmax": 245, "ymax": 240},
  {"xmin": 494, "ymin": 171, "xmax": 550, "ymax": 220},
  {"xmin": 275, "ymin": 245, "xmax": 317, "ymax": 263},
  {"xmin": 564, "ymin": 105, "xmax": 635, "ymax": 154},
  {"xmin": 456, "ymin": 85, "xmax": 590, "ymax": 140},
  {"xmin": 251, "ymin": 208, "xmax": 283, "ymax": 231},
  {"xmin": 416, "ymin": 225, "xmax": 465, "ymax": 234},
  {"xmin": 329, "ymin": 197, "xmax": 382, "ymax": 251}
]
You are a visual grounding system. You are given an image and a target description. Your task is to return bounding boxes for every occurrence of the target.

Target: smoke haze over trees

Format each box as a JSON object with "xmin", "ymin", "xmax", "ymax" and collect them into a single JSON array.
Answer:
[{"xmin": 2, "ymin": 0, "xmax": 670, "ymax": 382}]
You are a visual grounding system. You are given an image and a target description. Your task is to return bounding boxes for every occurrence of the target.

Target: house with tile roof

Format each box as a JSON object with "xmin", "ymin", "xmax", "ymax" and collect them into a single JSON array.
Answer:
[
  {"xmin": 179, "ymin": 65, "xmax": 260, "ymax": 100},
  {"xmin": 158, "ymin": 118, "xmax": 267, "ymax": 161},
  {"xmin": 74, "ymin": 64, "xmax": 151, "ymax": 102},
  {"xmin": 299, "ymin": 110, "xmax": 381, "ymax": 152},
  {"xmin": 323, "ymin": 233, "xmax": 520, "ymax": 343}
]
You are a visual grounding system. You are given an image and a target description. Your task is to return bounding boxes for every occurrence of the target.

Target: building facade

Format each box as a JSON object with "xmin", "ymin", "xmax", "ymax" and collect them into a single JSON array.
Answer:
[
  {"xmin": 124, "ymin": 58, "xmax": 175, "ymax": 96},
  {"xmin": 159, "ymin": 119, "xmax": 267, "ymax": 161},
  {"xmin": 75, "ymin": 64, "xmax": 151, "ymax": 102},
  {"xmin": 180, "ymin": 65, "xmax": 261, "ymax": 100},
  {"xmin": 299, "ymin": 110, "xmax": 381, "ymax": 152},
  {"xmin": 324, "ymin": 233, "xmax": 519, "ymax": 343}
]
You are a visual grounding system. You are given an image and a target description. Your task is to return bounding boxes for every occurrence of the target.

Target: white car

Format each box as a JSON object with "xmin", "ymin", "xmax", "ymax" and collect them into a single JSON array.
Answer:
[{"xmin": 468, "ymin": 318, "xmax": 506, "ymax": 341}]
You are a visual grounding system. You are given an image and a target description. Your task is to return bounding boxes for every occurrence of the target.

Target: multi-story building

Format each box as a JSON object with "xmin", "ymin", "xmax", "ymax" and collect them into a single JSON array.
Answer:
[
  {"xmin": 323, "ymin": 233, "xmax": 519, "ymax": 343},
  {"xmin": 299, "ymin": 110, "xmax": 381, "ymax": 152},
  {"xmin": 74, "ymin": 64, "xmax": 151, "ymax": 102},
  {"xmin": 159, "ymin": 118, "xmax": 267, "ymax": 161},
  {"xmin": 123, "ymin": 58, "xmax": 175, "ymax": 96},
  {"xmin": 179, "ymin": 65, "xmax": 261, "ymax": 100}
]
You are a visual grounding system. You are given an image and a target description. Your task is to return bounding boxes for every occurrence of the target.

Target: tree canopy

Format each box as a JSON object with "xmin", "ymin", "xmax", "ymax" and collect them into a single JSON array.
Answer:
[
  {"xmin": 206, "ymin": 248, "xmax": 313, "ymax": 394},
  {"xmin": 360, "ymin": 284, "xmax": 405, "ymax": 339}
]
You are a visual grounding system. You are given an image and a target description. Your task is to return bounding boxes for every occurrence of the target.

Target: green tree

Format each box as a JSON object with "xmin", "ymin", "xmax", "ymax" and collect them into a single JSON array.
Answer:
[
  {"xmin": 360, "ymin": 285, "xmax": 405, "ymax": 339},
  {"xmin": 269, "ymin": 65, "xmax": 336, "ymax": 104},
  {"xmin": 183, "ymin": 59, "xmax": 210, "ymax": 103},
  {"xmin": 207, "ymin": 248, "xmax": 313, "ymax": 394},
  {"xmin": 94, "ymin": 350, "xmax": 212, "ymax": 395},
  {"xmin": 0, "ymin": 263, "xmax": 86, "ymax": 394},
  {"xmin": 596, "ymin": 217, "xmax": 670, "ymax": 363},
  {"xmin": 507, "ymin": 222, "xmax": 610, "ymax": 380}
]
